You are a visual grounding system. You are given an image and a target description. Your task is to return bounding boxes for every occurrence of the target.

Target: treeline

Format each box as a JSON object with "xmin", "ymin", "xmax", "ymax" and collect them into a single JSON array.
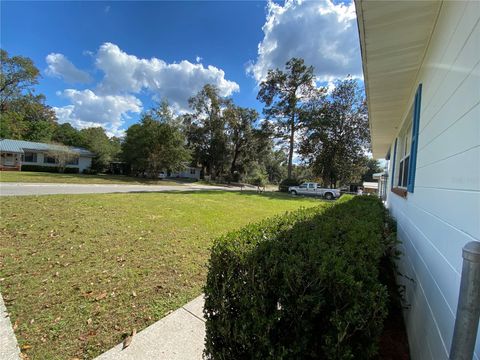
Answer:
[
  {"xmin": 1, "ymin": 48, "xmax": 382, "ymax": 186},
  {"xmin": 122, "ymin": 87, "xmax": 285, "ymax": 184},
  {"xmin": 0, "ymin": 50, "xmax": 121, "ymax": 172}
]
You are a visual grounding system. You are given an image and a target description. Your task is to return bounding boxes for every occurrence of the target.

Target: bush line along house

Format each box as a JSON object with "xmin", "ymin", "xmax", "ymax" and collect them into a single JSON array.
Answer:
[
  {"xmin": 0, "ymin": 139, "xmax": 94, "ymax": 173},
  {"xmin": 355, "ymin": 1, "xmax": 479, "ymax": 359}
]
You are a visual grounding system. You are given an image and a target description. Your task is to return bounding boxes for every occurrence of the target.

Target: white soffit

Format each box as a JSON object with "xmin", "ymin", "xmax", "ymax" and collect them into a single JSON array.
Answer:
[{"xmin": 356, "ymin": 0, "xmax": 441, "ymax": 158}]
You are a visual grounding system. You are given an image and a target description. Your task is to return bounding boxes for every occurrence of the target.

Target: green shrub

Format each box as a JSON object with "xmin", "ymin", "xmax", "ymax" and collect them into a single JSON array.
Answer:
[
  {"xmin": 204, "ymin": 196, "xmax": 390, "ymax": 360},
  {"xmin": 21, "ymin": 165, "xmax": 79, "ymax": 173},
  {"xmin": 82, "ymin": 168, "xmax": 98, "ymax": 175},
  {"xmin": 278, "ymin": 178, "xmax": 300, "ymax": 192}
]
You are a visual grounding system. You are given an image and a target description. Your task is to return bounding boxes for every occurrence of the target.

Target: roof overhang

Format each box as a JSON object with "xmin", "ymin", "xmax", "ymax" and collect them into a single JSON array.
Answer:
[{"xmin": 355, "ymin": 0, "xmax": 441, "ymax": 158}]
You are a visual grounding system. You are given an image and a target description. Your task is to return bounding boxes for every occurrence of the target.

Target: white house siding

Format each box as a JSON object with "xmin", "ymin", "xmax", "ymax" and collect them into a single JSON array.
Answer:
[
  {"xmin": 78, "ymin": 157, "xmax": 92, "ymax": 172},
  {"xmin": 386, "ymin": 2, "xmax": 480, "ymax": 359},
  {"xmin": 21, "ymin": 152, "xmax": 92, "ymax": 172},
  {"xmin": 169, "ymin": 167, "xmax": 201, "ymax": 180}
]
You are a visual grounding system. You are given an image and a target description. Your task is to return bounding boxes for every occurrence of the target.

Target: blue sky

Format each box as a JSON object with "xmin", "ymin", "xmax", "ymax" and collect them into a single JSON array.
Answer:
[{"xmin": 1, "ymin": 0, "xmax": 362, "ymax": 136}]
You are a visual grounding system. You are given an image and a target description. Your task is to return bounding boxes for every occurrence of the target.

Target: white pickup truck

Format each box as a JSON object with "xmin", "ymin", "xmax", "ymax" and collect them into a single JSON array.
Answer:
[{"xmin": 288, "ymin": 182, "xmax": 341, "ymax": 200}]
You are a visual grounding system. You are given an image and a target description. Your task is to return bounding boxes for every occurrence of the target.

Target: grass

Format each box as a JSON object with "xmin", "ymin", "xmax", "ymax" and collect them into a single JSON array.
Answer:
[
  {"xmin": 0, "ymin": 191, "xmax": 324, "ymax": 359},
  {"xmin": 0, "ymin": 171, "xmax": 199, "ymax": 185}
]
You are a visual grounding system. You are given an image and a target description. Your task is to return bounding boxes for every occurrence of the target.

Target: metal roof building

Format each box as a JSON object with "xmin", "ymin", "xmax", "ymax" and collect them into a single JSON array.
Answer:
[{"xmin": 0, "ymin": 139, "xmax": 94, "ymax": 157}]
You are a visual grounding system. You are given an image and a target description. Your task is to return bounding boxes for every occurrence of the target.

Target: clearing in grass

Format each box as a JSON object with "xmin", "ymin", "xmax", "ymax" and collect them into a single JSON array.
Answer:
[{"xmin": 0, "ymin": 191, "xmax": 324, "ymax": 359}]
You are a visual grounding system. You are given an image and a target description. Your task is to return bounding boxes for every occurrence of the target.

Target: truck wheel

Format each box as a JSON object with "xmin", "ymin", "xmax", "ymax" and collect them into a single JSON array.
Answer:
[
  {"xmin": 324, "ymin": 192, "xmax": 333, "ymax": 200},
  {"xmin": 290, "ymin": 190, "xmax": 297, "ymax": 196}
]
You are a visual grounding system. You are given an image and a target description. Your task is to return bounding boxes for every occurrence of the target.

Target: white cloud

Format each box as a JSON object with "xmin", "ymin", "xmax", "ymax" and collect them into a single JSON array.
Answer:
[
  {"xmin": 54, "ymin": 89, "xmax": 142, "ymax": 137},
  {"xmin": 195, "ymin": 56, "xmax": 202, "ymax": 63},
  {"xmin": 248, "ymin": 0, "xmax": 361, "ymax": 83},
  {"xmin": 95, "ymin": 43, "xmax": 239, "ymax": 111},
  {"xmin": 45, "ymin": 53, "xmax": 93, "ymax": 84},
  {"xmin": 52, "ymin": 42, "xmax": 239, "ymax": 136}
]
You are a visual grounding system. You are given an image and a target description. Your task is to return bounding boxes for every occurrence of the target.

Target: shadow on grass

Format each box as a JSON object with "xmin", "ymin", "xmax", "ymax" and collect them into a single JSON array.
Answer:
[
  {"xmin": 123, "ymin": 189, "xmax": 331, "ymax": 202},
  {"xmin": 4, "ymin": 171, "xmax": 201, "ymax": 185}
]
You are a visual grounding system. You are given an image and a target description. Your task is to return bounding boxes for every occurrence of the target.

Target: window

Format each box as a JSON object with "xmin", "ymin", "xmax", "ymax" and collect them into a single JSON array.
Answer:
[
  {"xmin": 44, "ymin": 155, "xmax": 57, "ymax": 164},
  {"xmin": 308, "ymin": 184, "xmax": 315, "ymax": 189},
  {"xmin": 397, "ymin": 116, "xmax": 412, "ymax": 188},
  {"xmin": 299, "ymin": 184, "xmax": 308, "ymax": 189},
  {"xmin": 24, "ymin": 152, "xmax": 37, "ymax": 163},
  {"xmin": 390, "ymin": 139, "xmax": 397, "ymax": 189},
  {"xmin": 190, "ymin": 168, "xmax": 196, "ymax": 175},
  {"xmin": 407, "ymin": 84, "xmax": 422, "ymax": 193},
  {"xmin": 67, "ymin": 157, "xmax": 79, "ymax": 165},
  {"xmin": 391, "ymin": 84, "xmax": 422, "ymax": 195}
]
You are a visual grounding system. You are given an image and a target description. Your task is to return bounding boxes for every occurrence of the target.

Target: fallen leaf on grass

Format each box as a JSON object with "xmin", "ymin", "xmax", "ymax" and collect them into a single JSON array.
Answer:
[
  {"xmin": 122, "ymin": 328, "xmax": 137, "ymax": 349},
  {"xmin": 13, "ymin": 320, "xmax": 18, "ymax": 330},
  {"xmin": 21, "ymin": 344, "xmax": 32, "ymax": 351},
  {"xmin": 95, "ymin": 292, "xmax": 107, "ymax": 301},
  {"xmin": 132, "ymin": 291, "xmax": 137, "ymax": 297},
  {"xmin": 87, "ymin": 318, "xmax": 92, "ymax": 325}
]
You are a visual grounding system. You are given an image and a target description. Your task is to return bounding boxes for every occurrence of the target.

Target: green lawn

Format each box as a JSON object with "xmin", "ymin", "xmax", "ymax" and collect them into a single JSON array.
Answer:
[
  {"xmin": 0, "ymin": 171, "xmax": 197, "ymax": 185},
  {"xmin": 0, "ymin": 191, "xmax": 324, "ymax": 359}
]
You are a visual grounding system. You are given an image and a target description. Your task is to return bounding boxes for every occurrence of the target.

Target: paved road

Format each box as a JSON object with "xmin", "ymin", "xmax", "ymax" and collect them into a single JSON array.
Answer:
[{"xmin": 0, "ymin": 182, "xmax": 246, "ymax": 196}]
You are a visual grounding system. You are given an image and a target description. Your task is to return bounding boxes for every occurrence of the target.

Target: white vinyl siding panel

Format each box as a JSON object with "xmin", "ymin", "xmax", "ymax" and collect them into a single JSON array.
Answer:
[
  {"xmin": 416, "ymin": 102, "xmax": 480, "ymax": 182},
  {"xmin": 386, "ymin": 2, "xmax": 480, "ymax": 359},
  {"xmin": 78, "ymin": 157, "xmax": 92, "ymax": 172}
]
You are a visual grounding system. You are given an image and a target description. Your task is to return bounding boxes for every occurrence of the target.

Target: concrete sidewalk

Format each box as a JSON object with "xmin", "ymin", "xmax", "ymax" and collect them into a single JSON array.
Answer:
[
  {"xmin": 95, "ymin": 295, "xmax": 205, "ymax": 360},
  {"xmin": 0, "ymin": 293, "xmax": 21, "ymax": 360}
]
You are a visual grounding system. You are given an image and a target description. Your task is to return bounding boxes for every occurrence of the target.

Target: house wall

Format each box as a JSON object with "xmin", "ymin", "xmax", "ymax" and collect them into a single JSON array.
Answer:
[
  {"xmin": 20, "ymin": 151, "xmax": 92, "ymax": 172},
  {"xmin": 386, "ymin": 2, "xmax": 479, "ymax": 359},
  {"xmin": 169, "ymin": 167, "xmax": 201, "ymax": 180},
  {"xmin": 78, "ymin": 157, "xmax": 92, "ymax": 172}
]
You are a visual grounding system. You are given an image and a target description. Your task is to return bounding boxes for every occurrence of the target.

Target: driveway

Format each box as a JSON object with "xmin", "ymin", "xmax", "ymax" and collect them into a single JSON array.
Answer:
[{"xmin": 0, "ymin": 182, "xmax": 246, "ymax": 196}]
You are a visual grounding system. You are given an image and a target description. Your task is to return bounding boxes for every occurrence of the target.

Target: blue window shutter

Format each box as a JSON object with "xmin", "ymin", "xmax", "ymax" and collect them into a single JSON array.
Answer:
[
  {"xmin": 391, "ymin": 138, "xmax": 397, "ymax": 189},
  {"xmin": 408, "ymin": 84, "xmax": 422, "ymax": 193}
]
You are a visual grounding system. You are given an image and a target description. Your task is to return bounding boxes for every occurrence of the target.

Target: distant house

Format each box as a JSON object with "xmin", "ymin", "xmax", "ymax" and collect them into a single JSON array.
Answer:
[
  {"xmin": 166, "ymin": 167, "xmax": 201, "ymax": 180},
  {"xmin": 0, "ymin": 139, "xmax": 94, "ymax": 173},
  {"xmin": 361, "ymin": 181, "xmax": 378, "ymax": 195},
  {"xmin": 372, "ymin": 172, "xmax": 387, "ymax": 200},
  {"xmin": 356, "ymin": 1, "xmax": 479, "ymax": 359}
]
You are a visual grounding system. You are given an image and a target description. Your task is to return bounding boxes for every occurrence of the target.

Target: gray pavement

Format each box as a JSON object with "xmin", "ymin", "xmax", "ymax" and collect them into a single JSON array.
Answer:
[
  {"xmin": 0, "ymin": 182, "xmax": 244, "ymax": 196},
  {"xmin": 0, "ymin": 292, "xmax": 21, "ymax": 360},
  {"xmin": 95, "ymin": 295, "xmax": 205, "ymax": 360}
]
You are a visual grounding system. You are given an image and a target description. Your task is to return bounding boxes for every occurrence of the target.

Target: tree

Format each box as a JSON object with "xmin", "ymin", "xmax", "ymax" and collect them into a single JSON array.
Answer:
[
  {"xmin": 52, "ymin": 123, "xmax": 82, "ymax": 146},
  {"xmin": 257, "ymin": 58, "xmax": 321, "ymax": 179},
  {"xmin": 79, "ymin": 127, "xmax": 120, "ymax": 172},
  {"xmin": 0, "ymin": 49, "xmax": 58, "ymax": 141},
  {"xmin": 45, "ymin": 144, "xmax": 77, "ymax": 173},
  {"xmin": 0, "ymin": 49, "xmax": 39, "ymax": 111},
  {"xmin": 185, "ymin": 84, "xmax": 230, "ymax": 179},
  {"xmin": 224, "ymin": 105, "xmax": 259, "ymax": 177},
  {"xmin": 300, "ymin": 78, "xmax": 370, "ymax": 188},
  {"xmin": 122, "ymin": 104, "xmax": 190, "ymax": 178},
  {"xmin": 263, "ymin": 149, "xmax": 287, "ymax": 184},
  {"xmin": 362, "ymin": 158, "xmax": 383, "ymax": 182}
]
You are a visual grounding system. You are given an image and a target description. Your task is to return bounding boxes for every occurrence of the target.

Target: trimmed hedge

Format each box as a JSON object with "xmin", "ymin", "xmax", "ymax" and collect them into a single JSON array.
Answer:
[
  {"xmin": 204, "ymin": 196, "xmax": 391, "ymax": 360},
  {"xmin": 278, "ymin": 178, "xmax": 300, "ymax": 192},
  {"xmin": 21, "ymin": 165, "xmax": 79, "ymax": 173}
]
